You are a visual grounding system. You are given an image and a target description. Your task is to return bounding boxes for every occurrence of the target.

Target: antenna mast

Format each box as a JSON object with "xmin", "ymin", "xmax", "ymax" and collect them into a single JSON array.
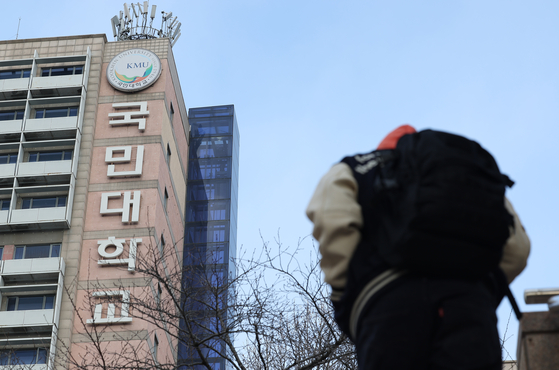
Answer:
[
  {"xmin": 110, "ymin": 2, "xmax": 181, "ymax": 47},
  {"xmin": 16, "ymin": 17, "xmax": 21, "ymax": 40}
]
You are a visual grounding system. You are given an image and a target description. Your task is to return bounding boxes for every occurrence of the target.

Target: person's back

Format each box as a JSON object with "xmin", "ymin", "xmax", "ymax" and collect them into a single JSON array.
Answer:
[{"xmin": 306, "ymin": 125, "xmax": 531, "ymax": 370}]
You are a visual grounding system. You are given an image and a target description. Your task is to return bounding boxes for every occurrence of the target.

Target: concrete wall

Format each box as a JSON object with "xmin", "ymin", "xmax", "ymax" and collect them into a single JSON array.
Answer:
[{"xmin": 517, "ymin": 311, "xmax": 559, "ymax": 370}]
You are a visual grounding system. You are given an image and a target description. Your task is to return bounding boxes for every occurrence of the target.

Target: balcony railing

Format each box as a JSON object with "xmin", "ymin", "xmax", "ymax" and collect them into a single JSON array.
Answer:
[
  {"xmin": 24, "ymin": 116, "xmax": 78, "ymax": 132},
  {"xmin": 0, "ymin": 119, "xmax": 23, "ymax": 134},
  {"xmin": 0, "ymin": 78, "xmax": 30, "ymax": 92},
  {"xmin": 17, "ymin": 160, "xmax": 72, "ymax": 177},
  {"xmin": 1, "ymin": 257, "xmax": 65, "ymax": 275},
  {"xmin": 31, "ymin": 74, "xmax": 83, "ymax": 89},
  {"xmin": 0, "ymin": 309, "xmax": 55, "ymax": 329},
  {"xmin": 10, "ymin": 206, "xmax": 67, "ymax": 224},
  {"xmin": 0, "ymin": 163, "xmax": 16, "ymax": 177}
]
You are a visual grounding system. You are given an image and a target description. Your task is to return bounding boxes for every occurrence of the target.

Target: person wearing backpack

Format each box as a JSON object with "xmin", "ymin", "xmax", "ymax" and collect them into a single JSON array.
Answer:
[{"xmin": 306, "ymin": 125, "xmax": 530, "ymax": 370}]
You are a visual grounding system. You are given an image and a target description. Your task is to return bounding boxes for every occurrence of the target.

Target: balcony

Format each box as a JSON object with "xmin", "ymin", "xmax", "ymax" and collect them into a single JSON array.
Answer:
[
  {"xmin": 1, "ymin": 257, "xmax": 65, "ymax": 276},
  {"xmin": 0, "ymin": 163, "xmax": 16, "ymax": 177},
  {"xmin": 31, "ymin": 75, "xmax": 83, "ymax": 89},
  {"xmin": 0, "ymin": 309, "xmax": 55, "ymax": 330},
  {"xmin": 10, "ymin": 207, "xmax": 67, "ymax": 225},
  {"xmin": 17, "ymin": 160, "xmax": 72, "ymax": 177},
  {"xmin": 0, "ymin": 365, "xmax": 48, "ymax": 370},
  {"xmin": 0, "ymin": 78, "xmax": 30, "ymax": 92},
  {"xmin": 0, "ymin": 119, "xmax": 23, "ymax": 134},
  {"xmin": 24, "ymin": 116, "xmax": 78, "ymax": 132}
]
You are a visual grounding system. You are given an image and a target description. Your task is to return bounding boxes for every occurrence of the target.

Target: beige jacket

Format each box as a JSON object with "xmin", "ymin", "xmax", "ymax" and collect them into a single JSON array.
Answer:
[{"xmin": 306, "ymin": 162, "xmax": 531, "ymax": 295}]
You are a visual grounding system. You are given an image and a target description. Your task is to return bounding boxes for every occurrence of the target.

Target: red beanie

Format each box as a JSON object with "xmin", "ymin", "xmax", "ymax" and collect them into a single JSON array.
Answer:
[{"xmin": 377, "ymin": 125, "xmax": 417, "ymax": 150}]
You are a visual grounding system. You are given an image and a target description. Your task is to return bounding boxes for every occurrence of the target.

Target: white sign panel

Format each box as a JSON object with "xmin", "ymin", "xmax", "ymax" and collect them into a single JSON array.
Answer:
[
  {"xmin": 105, "ymin": 145, "xmax": 144, "ymax": 177},
  {"xmin": 87, "ymin": 290, "xmax": 133, "ymax": 325},
  {"xmin": 109, "ymin": 102, "xmax": 149, "ymax": 131},
  {"xmin": 100, "ymin": 191, "xmax": 141, "ymax": 223},
  {"xmin": 97, "ymin": 237, "xmax": 141, "ymax": 272}
]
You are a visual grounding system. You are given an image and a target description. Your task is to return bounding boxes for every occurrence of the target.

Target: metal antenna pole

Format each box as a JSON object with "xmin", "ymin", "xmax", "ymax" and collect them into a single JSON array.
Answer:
[{"xmin": 16, "ymin": 17, "xmax": 21, "ymax": 39}]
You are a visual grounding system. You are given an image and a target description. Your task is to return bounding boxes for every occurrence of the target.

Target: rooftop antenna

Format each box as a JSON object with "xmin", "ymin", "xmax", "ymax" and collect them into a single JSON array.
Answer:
[
  {"xmin": 110, "ymin": 1, "xmax": 181, "ymax": 47},
  {"xmin": 16, "ymin": 17, "xmax": 21, "ymax": 40}
]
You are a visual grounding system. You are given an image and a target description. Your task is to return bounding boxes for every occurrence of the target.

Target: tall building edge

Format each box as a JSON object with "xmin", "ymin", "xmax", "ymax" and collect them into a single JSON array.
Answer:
[{"xmin": 0, "ymin": 34, "xmax": 192, "ymax": 369}]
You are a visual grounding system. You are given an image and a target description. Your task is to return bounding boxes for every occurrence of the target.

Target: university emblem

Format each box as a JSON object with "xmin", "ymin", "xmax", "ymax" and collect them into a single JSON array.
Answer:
[{"xmin": 107, "ymin": 48, "xmax": 162, "ymax": 92}]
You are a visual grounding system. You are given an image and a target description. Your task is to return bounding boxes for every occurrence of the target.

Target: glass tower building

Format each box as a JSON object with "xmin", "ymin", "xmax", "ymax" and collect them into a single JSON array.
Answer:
[{"xmin": 181, "ymin": 105, "xmax": 240, "ymax": 370}]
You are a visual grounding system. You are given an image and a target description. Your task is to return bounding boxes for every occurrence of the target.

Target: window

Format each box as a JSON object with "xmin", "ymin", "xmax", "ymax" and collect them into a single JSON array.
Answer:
[
  {"xmin": 166, "ymin": 143, "xmax": 172, "ymax": 166},
  {"xmin": 210, "ymin": 271, "xmax": 225, "ymax": 287},
  {"xmin": 160, "ymin": 234, "xmax": 166, "ymax": 253},
  {"xmin": 163, "ymin": 188, "xmax": 169, "ymax": 211},
  {"xmin": 0, "ymin": 247, "xmax": 3, "ymax": 260},
  {"xmin": 169, "ymin": 102, "xmax": 174, "ymax": 124},
  {"xmin": 210, "ymin": 250, "xmax": 225, "ymax": 264},
  {"xmin": 34, "ymin": 106, "xmax": 78, "ymax": 119},
  {"xmin": 187, "ymin": 201, "xmax": 228, "ymax": 222},
  {"xmin": 153, "ymin": 335, "xmax": 159, "ymax": 361},
  {"xmin": 0, "ymin": 199, "xmax": 10, "ymax": 211},
  {"xmin": 187, "ymin": 181, "xmax": 231, "ymax": 201},
  {"xmin": 0, "ymin": 153, "xmax": 17, "ymax": 164},
  {"xmin": 41, "ymin": 65, "xmax": 83, "ymax": 77},
  {"xmin": 156, "ymin": 284, "xmax": 162, "ymax": 307},
  {"xmin": 0, "ymin": 348, "xmax": 48, "ymax": 366},
  {"xmin": 6, "ymin": 295, "xmax": 55, "ymax": 311},
  {"xmin": 191, "ymin": 119, "xmax": 231, "ymax": 137},
  {"xmin": 14, "ymin": 244, "xmax": 60, "ymax": 259},
  {"xmin": 187, "ymin": 224, "xmax": 228, "ymax": 244},
  {"xmin": 0, "ymin": 109, "xmax": 24, "ymax": 121},
  {"xmin": 28, "ymin": 150, "xmax": 72, "ymax": 162},
  {"xmin": 189, "ymin": 158, "xmax": 231, "ymax": 180},
  {"xmin": 191, "ymin": 138, "xmax": 232, "ymax": 159},
  {"xmin": 21, "ymin": 195, "xmax": 67, "ymax": 209},
  {"xmin": 0, "ymin": 69, "xmax": 30, "ymax": 80}
]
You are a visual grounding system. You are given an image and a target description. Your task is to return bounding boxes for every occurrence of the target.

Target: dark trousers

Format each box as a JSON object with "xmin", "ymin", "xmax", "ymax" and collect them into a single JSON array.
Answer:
[{"xmin": 355, "ymin": 277, "xmax": 502, "ymax": 370}]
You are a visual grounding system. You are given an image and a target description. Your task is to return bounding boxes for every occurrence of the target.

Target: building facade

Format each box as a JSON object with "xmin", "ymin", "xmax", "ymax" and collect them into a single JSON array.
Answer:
[
  {"xmin": 0, "ymin": 34, "xmax": 193, "ymax": 369},
  {"xmin": 181, "ymin": 105, "xmax": 239, "ymax": 370}
]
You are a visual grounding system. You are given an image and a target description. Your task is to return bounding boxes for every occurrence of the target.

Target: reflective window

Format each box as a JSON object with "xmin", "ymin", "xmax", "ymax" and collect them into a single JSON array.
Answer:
[
  {"xmin": 28, "ymin": 150, "xmax": 72, "ymax": 162},
  {"xmin": 21, "ymin": 195, "xmax": 67, "ymax": 209},
  {"xmin": 0, "ymin": 69, "xmax": 30, "ymax": 80},
  {"xmin": 191, "ymin": 119, "xmax": 231, "ymax": 137},
  {"xmin": 188, "ymin": 158, "xmax": 231, "ymax": 180},
  {"xmin": 187, "ymin": 224, "xmax": 228, "ymax": 244},
  {"xmin": 183, "ymin": 245, "xmax": 227, "ymax": 266},
  {"xmin": 0, "ymin": 153, "xmax": 17, "ymax": 164},
  {"xmin": 0, "ymin": 199, "xmax": 10, "ymax": 211},
  {"xmin": 14, "ymin": 244, "xmax": 61, "ymax": 259},
  {"xmin": 34, "ymin": 107, "xmax": 78, "ymax": 119},
  {"xmin": 6, "ymin": 295, "xmax": 55, "ymax": 311},
  {"xmin": 0, "ymin": 348, "xmax": 48, "ymax": 365},
  {"xmin": 190, "ymin": 138, "xmax": 232, "ymax": 159},
  {"xmin": 187, "ymin": 200, "xmax": 229, "ymax": 222},
  {"xmin": 187, "ymin": 181, "xmax": 232, "ymax": 201},
  {"xmin": 0, "ymin": 110, "xmax": 24, "ymax": 121},
  {"xmin": 41, "ymin": 66, "xmax": 83, "ymax": 77}
]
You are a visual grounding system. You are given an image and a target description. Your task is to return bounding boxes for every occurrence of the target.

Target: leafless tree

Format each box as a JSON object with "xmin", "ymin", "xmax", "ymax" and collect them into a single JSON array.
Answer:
[{"xmin": 54, "ymin": 233, "xmax": 357, "ymax": 370}]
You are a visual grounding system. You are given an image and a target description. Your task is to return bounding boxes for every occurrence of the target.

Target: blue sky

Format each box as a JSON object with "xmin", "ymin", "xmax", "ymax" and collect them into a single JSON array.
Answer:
[{"xmin": 2, "ymin": 0, "xmax": 557, "ymax": 361}]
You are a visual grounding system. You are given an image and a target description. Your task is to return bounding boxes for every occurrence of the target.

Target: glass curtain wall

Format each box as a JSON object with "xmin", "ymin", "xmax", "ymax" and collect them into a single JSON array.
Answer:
[{"xmin": 180, "ymin": 105, "xmax": 239, "ymax": 370}]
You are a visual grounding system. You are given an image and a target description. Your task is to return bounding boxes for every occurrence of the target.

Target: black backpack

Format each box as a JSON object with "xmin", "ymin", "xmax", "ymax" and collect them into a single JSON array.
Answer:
[{"xmin": 342, "ymin": 129, "xmax": 515, "ymax": 279}]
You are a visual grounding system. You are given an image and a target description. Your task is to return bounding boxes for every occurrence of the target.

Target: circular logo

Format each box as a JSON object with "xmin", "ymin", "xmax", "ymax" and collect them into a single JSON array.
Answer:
[{"xmin": 107, "ymin": 48, "xmax": 162, "ymax": 92}]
